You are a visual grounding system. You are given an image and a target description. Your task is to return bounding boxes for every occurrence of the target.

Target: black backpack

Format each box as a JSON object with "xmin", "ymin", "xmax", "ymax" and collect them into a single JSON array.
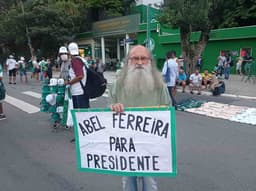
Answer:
[
  {"xmin": 212, "ymin": 81, "xmax": 225, "ymax": 96},
  {"xmin": 75, "ymin": 57, "xmax": 107, "ymax": 99}
]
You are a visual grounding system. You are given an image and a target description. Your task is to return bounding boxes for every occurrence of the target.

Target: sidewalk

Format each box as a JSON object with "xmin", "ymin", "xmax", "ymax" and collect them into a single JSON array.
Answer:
[
  {"xmin": 221, "ymin": 74, "xmax": 256, "ymax": 99},
  {"xmin": 54, "ymin": 70, "xmax": 256, "ymax": 100}
]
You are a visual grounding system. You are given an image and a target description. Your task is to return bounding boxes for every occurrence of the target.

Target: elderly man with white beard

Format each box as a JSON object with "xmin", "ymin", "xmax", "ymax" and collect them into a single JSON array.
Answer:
[{"xmin": 110, "ymin": 45, "xmax": 171, "ymax": 191}]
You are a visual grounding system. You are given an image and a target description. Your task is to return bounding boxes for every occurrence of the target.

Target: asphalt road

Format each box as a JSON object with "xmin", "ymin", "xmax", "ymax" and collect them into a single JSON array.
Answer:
[{"xmin": 0, "ymin": 79, "xmax": 255, "ymax": 191}]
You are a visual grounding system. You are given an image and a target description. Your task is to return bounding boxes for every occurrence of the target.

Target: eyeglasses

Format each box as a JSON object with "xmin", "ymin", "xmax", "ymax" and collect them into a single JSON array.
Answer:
[{"xmin": 129, "ymin": 56, "xmax": 151, "ymax": 62}]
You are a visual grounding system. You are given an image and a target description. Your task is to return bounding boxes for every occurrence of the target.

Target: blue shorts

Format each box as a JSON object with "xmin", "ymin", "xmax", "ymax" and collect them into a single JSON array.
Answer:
[{"xmin": 20, "ymin": 69, "xmax": 27, "ymax": 76}]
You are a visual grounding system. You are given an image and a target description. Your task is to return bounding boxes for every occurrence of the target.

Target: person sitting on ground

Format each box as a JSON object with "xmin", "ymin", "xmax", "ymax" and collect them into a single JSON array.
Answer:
[
  {"xmin": 210, "ymin": 71, "xmax": 219, "ymax": 91},
  {"xmin": 189, "ymin": 68, "xmax": 202, "ymax": 95},
  {"xmin": 210, "ymin": 71, "xmax": 225, "ymax": 96},
  {"xmin": 176, "ymin": 69, "xmax": 187, "ymax": 93},
  {"xmin": 201, "ymin": 69, "xmax": 213, "ymax": 89}
]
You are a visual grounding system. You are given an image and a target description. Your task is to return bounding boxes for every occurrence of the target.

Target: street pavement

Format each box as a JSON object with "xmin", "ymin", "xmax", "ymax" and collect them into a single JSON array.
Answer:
[{"xmin": 1, "ymin": 70, "xmax": 256, "ymax": 191}]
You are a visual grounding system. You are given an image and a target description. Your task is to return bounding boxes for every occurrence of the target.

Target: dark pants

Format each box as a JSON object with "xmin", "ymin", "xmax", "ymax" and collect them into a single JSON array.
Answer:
[
  {"xmin": 167, "ymin": 86, "xmax": 177, "ymax": 107},
  {"xmin": 224, "ymin": 67, "xmax": 230, "ymax": 79},
  {"xmin": 72, "ymin": 94, "xmax": 90, "ymax": 109},
  {"xmin": 9, "ymin": 69, "xmax": 16, "ymax": 77}
]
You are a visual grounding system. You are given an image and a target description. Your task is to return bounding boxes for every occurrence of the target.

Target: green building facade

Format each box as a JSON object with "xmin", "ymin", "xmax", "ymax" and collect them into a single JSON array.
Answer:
[
  {"xmin": 76, "ymin": 5, "xmax": 256, "ymax": 73},
  {"xmin": 137, "ymin": 22, "xmax": 256, "ymax": 73}
]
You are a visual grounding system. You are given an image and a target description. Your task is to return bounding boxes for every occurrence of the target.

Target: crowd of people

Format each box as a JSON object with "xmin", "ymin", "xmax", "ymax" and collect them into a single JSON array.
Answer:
[
  {"xmin": 2, "ymin": 54, "xmax": 55, "ymax": 84},
  {"xmin": 0, "ymin": 43, "xmax": 254, "ymax": 191},
  {"xmin": 161, "ymin": 49, "xmax": 256, "ymax": 107}
]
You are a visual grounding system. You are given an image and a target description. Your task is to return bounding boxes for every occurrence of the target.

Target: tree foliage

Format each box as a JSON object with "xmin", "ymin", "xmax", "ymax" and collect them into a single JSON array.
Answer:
[
  {"xmin": 220, "ymin": 0, "xmax": 256, "ymax": 27},
  {"xmin": 0, "ymin": 0, "xmax": 134, "ymax": 59},
  {"xmin": 159, "ymin": 0, "xmax": 255, "ymax": 73}
]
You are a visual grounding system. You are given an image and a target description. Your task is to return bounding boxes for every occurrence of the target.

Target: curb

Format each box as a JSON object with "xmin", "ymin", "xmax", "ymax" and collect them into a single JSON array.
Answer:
[
  {"xmin": 176, "ymin": 89, "xmax": 256, "ymax": 100},
  {"xmin": 54, "ymin": 71, "xmax": 256, "ymax": 101}
]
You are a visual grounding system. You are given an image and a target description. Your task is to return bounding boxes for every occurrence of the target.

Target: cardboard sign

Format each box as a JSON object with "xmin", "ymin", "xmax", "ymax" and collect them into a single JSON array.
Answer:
[{"xmin": 71, "ymin": 107, "xmax": 177, "ymax": 177}]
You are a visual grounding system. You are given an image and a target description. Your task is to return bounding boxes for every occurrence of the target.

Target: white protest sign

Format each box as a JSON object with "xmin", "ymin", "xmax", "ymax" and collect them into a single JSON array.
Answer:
[{"xmin": 71, "ymin": 107, "xmax": 177, "ymax": 177}]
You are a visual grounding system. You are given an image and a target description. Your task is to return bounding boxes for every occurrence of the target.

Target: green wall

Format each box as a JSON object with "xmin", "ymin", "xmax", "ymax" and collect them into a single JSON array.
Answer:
[
  {"xmin": 137, "ymin": 24, "xmax": 256, "ymax": 73},
  {"xmin": 202, "ymin": 38, "xmax": 255, "ymax": 73}
]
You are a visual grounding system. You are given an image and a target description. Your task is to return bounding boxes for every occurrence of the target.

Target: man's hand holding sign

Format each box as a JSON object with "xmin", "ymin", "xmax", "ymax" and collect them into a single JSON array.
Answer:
[{"xmin": 72, "ymin": 45, "xmax": 176, "ymax": 191}]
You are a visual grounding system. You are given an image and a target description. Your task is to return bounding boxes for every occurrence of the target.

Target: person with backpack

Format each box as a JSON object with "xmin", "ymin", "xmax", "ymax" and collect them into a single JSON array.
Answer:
[
  {"xmin": 66, "ymin": 42, "xmax": 89, "ymax": 109},
  {"xmin": 162, "ymin": 50, "xmax": 179, "ymax": 108},
  {"xmin": 66, "ymin": 42, "xmax": 89, "ymax": 143}
]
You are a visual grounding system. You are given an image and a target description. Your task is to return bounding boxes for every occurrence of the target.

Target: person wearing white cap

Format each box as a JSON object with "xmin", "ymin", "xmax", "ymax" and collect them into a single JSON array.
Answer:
[
  {"xmin": 58, "ymin": 46, "xmax": 70, "ymax": 81},
  {"xmin": 66, "ymin": 42, "xmax": 89, "ymax": 109},
  {"xmin": 6, "ymin": 55, "xmax": 18, "ymax": 84},
  {"xmin": 67, "ymin": 42, "xmax": 89, "ymax": 143},
  {"xmin": 18, "ymin": 56, "xmax": 28, "ymax": 83}
]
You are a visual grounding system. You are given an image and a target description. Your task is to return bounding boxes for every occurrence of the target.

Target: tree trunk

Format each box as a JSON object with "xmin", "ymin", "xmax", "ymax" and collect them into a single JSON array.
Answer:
[
  {"xmin": 180, "ymin": 26, "xmax": 210, "ymax": 74},
  {"xmin": 19, "ymin": 0, "xmax": 35, "ymax": 59}
]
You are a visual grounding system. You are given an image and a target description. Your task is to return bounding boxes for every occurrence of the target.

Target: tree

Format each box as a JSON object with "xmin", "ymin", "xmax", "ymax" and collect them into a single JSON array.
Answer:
[
  {"xmin": 159, "ymin": 0, "xmax": 255, "ymax": 74},
  {"xmin": 0, "ymin": 0, "xmax": 136, "ymax": 59},
  {"xmin": 220, "ymin": 0, "xmax": 256, "ymax": 27}
]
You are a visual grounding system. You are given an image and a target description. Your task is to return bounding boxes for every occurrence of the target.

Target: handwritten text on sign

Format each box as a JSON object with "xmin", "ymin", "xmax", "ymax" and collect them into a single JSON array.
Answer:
[{"xmin": 72, "ymin": 108, "xmax": 176, "ymax": 176}]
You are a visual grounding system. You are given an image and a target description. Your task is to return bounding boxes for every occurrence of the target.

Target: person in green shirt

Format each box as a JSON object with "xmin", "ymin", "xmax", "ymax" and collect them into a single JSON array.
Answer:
[
  {"xmin": 0, "ymin": 63, "xmax": 6, "ymax": 120},
  {"xmin": 39, "ymin": 57, "xmax": 47, "ymax": 81},
  {"xmin": 18, "ymin": 56, "xmax": 28, "ymax": 83},
  {"xmin": 109, "ymin": 45, "xmax": 170, "ymax": 191}
]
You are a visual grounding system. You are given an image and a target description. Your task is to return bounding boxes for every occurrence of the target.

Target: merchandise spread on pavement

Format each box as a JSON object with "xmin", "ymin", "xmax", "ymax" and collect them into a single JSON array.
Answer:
[{"xmin": 183, "ymin": 101, "xmax": 256, "ymax": 125}]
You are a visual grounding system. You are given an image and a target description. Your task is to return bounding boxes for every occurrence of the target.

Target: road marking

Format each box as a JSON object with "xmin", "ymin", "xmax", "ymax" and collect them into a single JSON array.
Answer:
[
  {"xmin": 4, "ymin": 95, "xmax": 40, "ymax": 114},
  {"xmin": 22, "ymin": 91, "xmax": 41, "ymax": 99}
]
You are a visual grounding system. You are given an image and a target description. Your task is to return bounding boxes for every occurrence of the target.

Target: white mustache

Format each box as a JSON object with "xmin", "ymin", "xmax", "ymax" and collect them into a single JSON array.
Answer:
[{"xmin": 135, "ymin": 64, "xmax": 144, "ymax": 69}]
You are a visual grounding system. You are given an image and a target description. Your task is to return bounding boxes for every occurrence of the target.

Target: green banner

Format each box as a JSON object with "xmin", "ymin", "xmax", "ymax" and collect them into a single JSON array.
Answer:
[{"xmin": 92, "ymin": 14, "xmax": 140, "ymax": 37}]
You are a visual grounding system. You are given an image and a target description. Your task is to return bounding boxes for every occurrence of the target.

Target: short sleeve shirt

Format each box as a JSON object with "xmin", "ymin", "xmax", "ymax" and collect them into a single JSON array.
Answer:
[
  {"xmin": 190, "ymin": 73, "xmax": 202, "ymax": 84},
  {"xmin": 69, "ymin": 57, "xmax": 87, "ymax": 96},
  {"xmin": 178, "ymin": 73, "xmax": 186, "ymax": 81}
]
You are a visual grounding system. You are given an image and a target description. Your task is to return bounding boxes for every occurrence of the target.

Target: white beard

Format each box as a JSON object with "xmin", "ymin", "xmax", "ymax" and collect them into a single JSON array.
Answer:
[{"xmin": 124, "ymin": 63, "xmax": 155, "ymax": 95}]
